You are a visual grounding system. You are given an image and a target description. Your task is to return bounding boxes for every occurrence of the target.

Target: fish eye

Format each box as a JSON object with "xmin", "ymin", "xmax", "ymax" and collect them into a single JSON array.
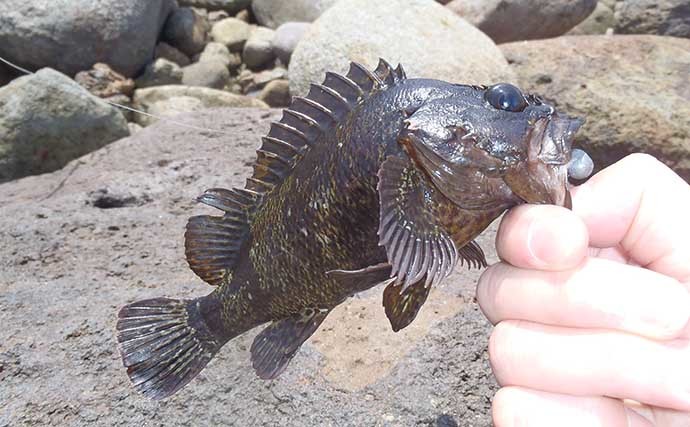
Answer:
[{"xmin": 485, "ymin": 83, "xmax": 527, "ymax": 112}]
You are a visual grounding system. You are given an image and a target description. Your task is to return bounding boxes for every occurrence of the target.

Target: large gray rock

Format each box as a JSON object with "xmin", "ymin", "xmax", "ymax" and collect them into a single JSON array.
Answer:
[
  {"xmin": 289, "ymin": 0, "xmax": 514, "ymax": 96},
  {"xmin": 178, "ymin": 0, "xmax": 251, "ymax": 13},
  {"xmin": 0, "ymin": 107, "xmax": 497, "ymax": 427},
  {"xmin": 447, "ymin": 0, "xmax": 597, "ymax": 43},
  {"xmin": 132, "ymin": 85, "xmax": 268, "ymax": 126},
  {"xmin": 162, "ymin": 7, "xmax": 210, "ymax": 57},
  {"xmin": 272, "ymin": 22, "xmax": 311, "ymax": 64},
  {"xmin": 502, "ymin": 35, "xmax": 690, "ymax": 181},
  {"xmin": 252, "ymin": 0, "xmax": 338, "ymax": 29},
  {"xmin": 243, "ymin": 27, "xmax": 277, "ymax": 69},
  {"xmin": 615, "ymin": 0, "xmax": 690, "ymax": 38},
  {"xmin": 0, "ymin": 68, "xmax": 129, "ymax": 182},
  {"xmin": 0, "ymin": 0, "xmax": 177, "ymax": 77}
]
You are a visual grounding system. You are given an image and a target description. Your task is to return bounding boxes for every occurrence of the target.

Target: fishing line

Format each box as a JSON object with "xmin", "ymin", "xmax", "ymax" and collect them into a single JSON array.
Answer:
[{"xmin": 0, "ymin": 55, "xmax": 233, "ymax": 136}]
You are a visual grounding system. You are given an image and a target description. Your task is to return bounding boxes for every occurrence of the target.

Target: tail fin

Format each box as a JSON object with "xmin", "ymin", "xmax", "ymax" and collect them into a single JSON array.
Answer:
[{"xmin": 116, "ymin": 298, "xmax": 220, "ymax": 400}]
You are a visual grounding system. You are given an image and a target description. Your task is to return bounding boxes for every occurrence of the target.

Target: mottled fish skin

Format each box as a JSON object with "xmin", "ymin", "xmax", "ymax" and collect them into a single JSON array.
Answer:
[{"xmin": 116, "ymin": 60, "xmax": 586, "ymax": 399}]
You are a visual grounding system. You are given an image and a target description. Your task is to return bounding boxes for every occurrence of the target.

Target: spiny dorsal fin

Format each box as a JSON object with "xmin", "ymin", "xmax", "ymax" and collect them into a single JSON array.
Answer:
[
  {"xmin": 246, "ymin": 59, "xmax": 407, "ymax": 197},
  {"xmin": 185, "ymin": 188, "xmax": 261, "ymax": 286}
]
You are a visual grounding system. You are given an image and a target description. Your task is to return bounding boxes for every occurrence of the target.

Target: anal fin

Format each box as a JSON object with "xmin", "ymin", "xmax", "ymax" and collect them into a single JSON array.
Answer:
[
  {"xmin": 382, "ymin": 279, "xmax": 431, "ymax": 332},
  {"xmin": 250, "ymin": 308, "xmax": 330, "ymax": 379}
]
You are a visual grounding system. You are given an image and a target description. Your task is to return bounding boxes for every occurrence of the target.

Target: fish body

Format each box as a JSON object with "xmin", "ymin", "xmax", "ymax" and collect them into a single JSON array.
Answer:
[{"xmin": 116, "ymin": 60, "xmax": 588, "ymax": 399}]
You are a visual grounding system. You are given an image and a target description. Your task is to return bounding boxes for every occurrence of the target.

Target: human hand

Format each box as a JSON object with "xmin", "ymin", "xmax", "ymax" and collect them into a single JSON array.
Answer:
[{"xmin": 477, "ymin": 154, "xmax": 690, "ymax": 426}]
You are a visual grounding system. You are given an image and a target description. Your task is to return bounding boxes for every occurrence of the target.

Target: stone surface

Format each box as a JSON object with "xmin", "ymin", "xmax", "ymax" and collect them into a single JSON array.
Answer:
[
  {"xmin": 252, "ymin": 0, "xmax": 338, "ymax": 29},
  {"xmin": 272, "ymin": 22, "xmax": 311, "ymax": 64},
  {"xmin": 163, "ymin": 7, "xmax": 210, "ymax": 57},
  {"xmin": 243, "ymin": 27, "xmax": 277, "ymax": 69},
  {"xmin": 0, "ymin": 68, "xmax": 129, "ymax": 182},
  {"xmin": 447, "ymin": 0, "xmax": 597, "ymax": 43},
  {"xmin": 289, "ymin": 0, "xmax": 514, "ymax": 96},
  {"xmin": 198, "ymin": 42, "xmax": 241, "ymax": 71},
  {"xmin": 238, "ymin": 67, "xmax": 288, "ymax": 94},
  {"xmin": 568, "ymin": 2, "xmax": 616, "ymax": 35},
  {"xmin": 178, "ymin": 0, "xmax": 251, "ymax": 13},
  {"xmin": 211, "ymin": 17, "xmax": 252, "ymax": 51},
  {"xmin": 181, "ymin": 60, "xmax": 230, "ymax": 89},
  {"xmin": 132, "ymin": 86, "xmax": 268, "ymax": 126},
  {"xmin": 74, "ymin": 63, "xmax": 135, "ymax": 98},
  {"xmin": 0, "ymin": 0, "xmax": 177, "ymax": 77},
  {"xmin": 615, "ymin": 0, "xmax": 690, "ymax": 38},
  {"xmin": 258, "ymin": 79, "xmax": 291, "ymax": 107},
  {"xmin": 135, "ymin": 58, "xmax": 184, "ymax": 89},
  {"xmin": 0, "ymin": 108, "xmax": 497, "ymax": 426},
  {"xmin": 155, "ymin": 42, "xmax": 193, "ymax": 67},
  {"xmin": 502, "ymin": 35, "xmax": 690, "ymax": 181}
]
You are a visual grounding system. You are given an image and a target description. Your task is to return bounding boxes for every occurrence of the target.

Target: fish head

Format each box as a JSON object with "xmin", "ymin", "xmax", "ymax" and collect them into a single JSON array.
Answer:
[{"xmin": 398, "ymin": 82, "xmax": 591, "ymax": 210}]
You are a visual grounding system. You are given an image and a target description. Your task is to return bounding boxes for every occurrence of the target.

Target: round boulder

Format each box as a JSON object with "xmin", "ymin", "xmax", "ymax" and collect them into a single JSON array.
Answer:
[
  {"xmin": 211, "ymin": 18, "xmax": 252, "ymax": 52},
  {"xmin": 272, "ymin": 22, "xmax": 311, "ymax": 64},
  {"xmin": 0, "ymin": 68, "xmax": 129, "ymax": 182},
  {"xmin": 0, "ymin": 0, "xmax": 176, "ymax": 77},
  {"xmin": 162, "ymin": 7, "xmax": 210, "ymax": 57},
  {"xmin": 615, "ymin": 0, "xmax": 690, "ymax": 38},
  {"xmin": 252, "ymin": 0, "xmax": 338, "ymax": 29},
  {"xmin": 501, "ymin": 35, "xmax": 690, "ymax": 181},
  {"xmin": 243, "ymin": 27, "xmax": 277, "ymax": 70},
  {"xmin": 447, "ymin": 0, "xmax": 597, "ymax": 43},
  {"xmin": 289, "ymin": 0, "xmax": 514, "ymax": 96}
]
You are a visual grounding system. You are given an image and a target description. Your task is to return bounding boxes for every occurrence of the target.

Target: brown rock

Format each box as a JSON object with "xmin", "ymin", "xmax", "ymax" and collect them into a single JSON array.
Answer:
[
  {"xmin": 502, "ymin": 35, "xmax": 690, "ymax": 181},
  {"xmin": 74, "ymin": 63, "xmax": 135, "ymax": 98},
  {"xmin": 154, "ymin": 42, "xmax": 192, "ymax": 67},
  {"xmin": 615, "ymin": 0, "xmax": 690, "ymax": 38},
  {"xmin": 258, "ymin": 79, "xmax": 290, "ymax": 107}
]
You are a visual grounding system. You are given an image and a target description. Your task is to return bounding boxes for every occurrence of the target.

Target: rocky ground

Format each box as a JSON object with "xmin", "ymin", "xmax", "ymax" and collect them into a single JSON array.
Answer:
[
  {"xmin": 1, "ymin": 109, "xmax": 498, "ymax": 426},
  {"xmin": 0, "ymin": 0, "xmax": 689, "ymax": 426}
]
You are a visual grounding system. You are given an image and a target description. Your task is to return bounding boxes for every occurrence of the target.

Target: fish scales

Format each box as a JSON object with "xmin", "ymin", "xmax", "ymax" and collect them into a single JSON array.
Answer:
[{"xmin": 116, "ymin": 59, "xmax": 592, "ymax": 399}]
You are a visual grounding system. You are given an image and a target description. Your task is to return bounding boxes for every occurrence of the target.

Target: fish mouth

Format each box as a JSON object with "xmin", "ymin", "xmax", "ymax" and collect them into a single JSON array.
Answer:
[{"xmin": 506, "ymin": 114, "xmax": 584, "ymax": 209}]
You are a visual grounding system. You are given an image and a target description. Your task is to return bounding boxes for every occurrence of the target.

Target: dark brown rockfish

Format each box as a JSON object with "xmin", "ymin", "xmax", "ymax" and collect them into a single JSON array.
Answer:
[{"xmin": 116, "ymin": 60, "xmax": 592, "ymax": 399}]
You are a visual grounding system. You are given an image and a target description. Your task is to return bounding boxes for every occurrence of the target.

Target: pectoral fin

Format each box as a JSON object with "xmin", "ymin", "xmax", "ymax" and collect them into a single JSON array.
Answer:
[
  {"xmin": 250, "ymin": 308, "xmax": 330, "ymax": 380},
  {"xmin": 377, "ymin": 155, "xmax": 458, "ymax": 290}
]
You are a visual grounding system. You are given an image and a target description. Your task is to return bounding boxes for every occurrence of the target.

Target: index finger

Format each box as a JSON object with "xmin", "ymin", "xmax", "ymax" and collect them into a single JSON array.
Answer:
[{"xmin": 571, "ymin": 153, "xmax": 690, "ymax": 283}]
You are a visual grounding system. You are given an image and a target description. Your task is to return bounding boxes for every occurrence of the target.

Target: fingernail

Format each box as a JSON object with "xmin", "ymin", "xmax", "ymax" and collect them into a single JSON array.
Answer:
[{"xmin": 526, "ymin": 212, "xmax": 586, "ymax": 269}]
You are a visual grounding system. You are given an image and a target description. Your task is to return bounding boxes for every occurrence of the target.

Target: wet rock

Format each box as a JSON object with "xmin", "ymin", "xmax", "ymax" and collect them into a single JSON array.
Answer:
[
  {"xmin": 272, "ymin": 22, "xmax": 311, "ymax": 64},
  {"xmin": 198, "ymin": 42, "xmax": 241, "ymax": 71},
  {"xmin": 447, "ymin": 0, "xmax": 597, "ymax": 43},
  {"xmin": 74, "ymin": 63, "xmax": 135, "ymax": 98},
  {"xmin": 289, "ymin": 0, "xmax": 514, "ymax": 96},
  {"xmin": 615, "ymin": 0, "xmax": 690, "ymax": 38},
  {"xmin": 163, "ymin": 7, "xmax": 210, "ymax": 57},
  {"xmin": 0, "ymin": 68, "xmax": 129, "ymax": 182},
  {"xmin": 155, "ymin": 42, "xmax": 192, "ymax": 67},
  {"xmin": 132, "ymin": 85, "xmax": 268, "ymax": 126},
  {"xmin": 252, "ymin": 0, "xmax": 338, "ymax": 28},
  {"xmin": 135, "ymin": 59, "xmax": 183, "ymax": 89},
  {"xmin": 258, "ymin": 79, "xmax": 291, "ymax": 107},
  {"xmin": 568, "ymin": 2, "xmax": 616, "ymax": 35},
  {"xmin": 0, "ymin": 0, "xmax": 176, "ymax": 77},
  {"xmin": 211, "ymin": 17, "xmax": 252, "ymax": 52},
  {"xmin": 178, "ymin": 0, "xmax": 251, "ymax": 14},
  {"xmin": 502, "ymin": 35, "xmax": 690, "ymax": 181},
  {"xmin": 243, "ymin": 27, "xmax": 277, "ymax": 69},
  {"xmin": 181, "ymin": 61, "xmax": 230, "ymax": 89},
  {"xmin": 88, "ymin": 187, "xmax": 151, "ymax": 209}
]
